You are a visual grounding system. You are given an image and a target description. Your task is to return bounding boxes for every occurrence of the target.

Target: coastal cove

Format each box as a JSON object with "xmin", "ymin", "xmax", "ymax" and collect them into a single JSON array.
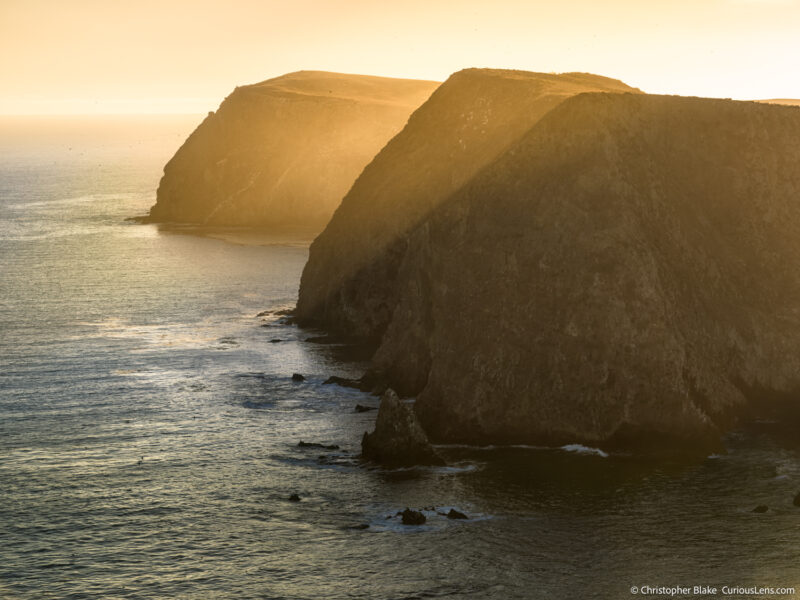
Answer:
[{"xmin": 1, "ymin": 116, "xmax": 800, "ymax": 599}]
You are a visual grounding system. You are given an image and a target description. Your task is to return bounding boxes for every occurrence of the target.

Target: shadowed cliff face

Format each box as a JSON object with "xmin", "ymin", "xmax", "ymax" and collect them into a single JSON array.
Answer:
[
  {"xmin": 392, "ymin": 94, "xmax": 800, "ymax": 450},
  {"xmin": 295, "ymin": 69, "xmax": 641, "ymax": 338},
  {"xmin": 298, "ymin": 72, "xmax": 800, "ymax": 451},
  {"xmin": 145, "ymin": 71, "xmax": 439, "ymax": 232}
]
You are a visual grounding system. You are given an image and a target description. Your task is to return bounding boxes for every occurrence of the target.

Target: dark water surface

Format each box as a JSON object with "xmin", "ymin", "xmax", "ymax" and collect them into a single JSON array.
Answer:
[{"xmin": 1, "ymin": 116, "xmax": 798, "ymax": 599}]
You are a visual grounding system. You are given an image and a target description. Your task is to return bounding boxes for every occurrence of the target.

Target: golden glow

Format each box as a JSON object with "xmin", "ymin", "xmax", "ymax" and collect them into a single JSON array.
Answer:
[{"xmin": 1, "ymin": 0, "xmax": 799, "ymax": 114}]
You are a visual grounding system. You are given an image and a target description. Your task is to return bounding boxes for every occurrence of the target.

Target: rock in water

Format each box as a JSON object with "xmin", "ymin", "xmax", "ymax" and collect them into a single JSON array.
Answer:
[
  {"xmin": 298, "ymin": 441, "xmax": 339, "ymax": 450},
  {"xmin": 361, "ymin": 389, "xmax": 444, "ymax": 467},
  {"xmin": 323, "ymin": 374, "xmax": 387, "ymax": 395},
  {"xmin": 400, "ymin": 508, "xmax": 426, "ymax": 525},
  {"xmin": 752, "ymin": 505, "xmax": 769, "ymax": 513},
  {"xmin": 323, "ymin": 375, "xmax": 360, "ymax": 388},
  {"xmin": 297, "ymin": 67, "xmax": 800, "ymax": 454},
  {"xmin": 143, "ymin": 71, "xmax": 438, "ymax": 233},
  {"xmin": 446, "ymin": 509, "xmax": 468, "ymax": 520},
  {"xmin": 291, "ymin": 373, "xmax": 306, "ymax": 382},
  {"xmin": 793, "ymin": 493, "xmax": 800, "ymax": 507}
]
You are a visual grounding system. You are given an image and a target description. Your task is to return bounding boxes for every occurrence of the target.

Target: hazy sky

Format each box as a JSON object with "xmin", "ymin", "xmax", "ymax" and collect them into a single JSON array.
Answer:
[{"xmin": 2, "ymin": 0, "xmax": 799, "ymax": 114}]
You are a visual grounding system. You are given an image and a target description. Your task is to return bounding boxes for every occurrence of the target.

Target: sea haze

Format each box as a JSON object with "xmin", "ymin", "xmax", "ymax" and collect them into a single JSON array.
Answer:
[{"xmin": 1, "ymin": 116, "xmax": 798, "ymax": 599}]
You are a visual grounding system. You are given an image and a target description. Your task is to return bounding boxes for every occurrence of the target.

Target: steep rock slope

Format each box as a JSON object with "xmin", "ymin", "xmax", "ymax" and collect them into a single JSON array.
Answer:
[
  {"xmin": 296, "ymin": 69, "xmax": 641, "ymax": 338},
  {"xmin": 360, "ymin": 94, "xmax": 800, "ymax": 450},
  {"xmin": 144, "ymin": 71, "xmax": 439, "ymax": 232}
]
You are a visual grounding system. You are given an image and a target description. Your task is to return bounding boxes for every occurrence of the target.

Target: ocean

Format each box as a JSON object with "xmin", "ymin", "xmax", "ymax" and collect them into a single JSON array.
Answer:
[{"xmin": 1, "ymin": 115, "xmax": 798, "ymax": 599}]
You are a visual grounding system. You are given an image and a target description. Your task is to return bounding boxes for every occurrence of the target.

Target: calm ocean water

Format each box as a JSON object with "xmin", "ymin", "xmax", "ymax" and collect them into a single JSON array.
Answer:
[{"xmin": 1, "ymin": 116, "xmax": 798, "ymax": 600}]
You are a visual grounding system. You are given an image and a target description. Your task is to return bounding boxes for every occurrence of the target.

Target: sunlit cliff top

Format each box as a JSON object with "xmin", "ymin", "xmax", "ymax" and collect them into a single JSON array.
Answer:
[{"xmin": 237, "ymin": 70, "xmax": 440, "ymax": 107}]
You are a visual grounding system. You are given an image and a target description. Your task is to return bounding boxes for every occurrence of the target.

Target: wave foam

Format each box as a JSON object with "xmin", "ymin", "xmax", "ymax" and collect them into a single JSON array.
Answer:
[{"xmin": 560, "ymin": 444, "xmax": 609, "ymax": 458}]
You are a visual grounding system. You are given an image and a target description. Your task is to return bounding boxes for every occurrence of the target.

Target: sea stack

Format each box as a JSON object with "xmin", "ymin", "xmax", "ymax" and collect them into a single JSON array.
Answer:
[
  {"xmin": 297, "ymin": 67, "xmax": 800, "ymax": 453},
  {"xmin": 361, "ymin": 389, "xmax": 444, "ymax": 467},
  {"xmin": 144, "ymin": 71, "xmax": 439, "ymax": 233}
]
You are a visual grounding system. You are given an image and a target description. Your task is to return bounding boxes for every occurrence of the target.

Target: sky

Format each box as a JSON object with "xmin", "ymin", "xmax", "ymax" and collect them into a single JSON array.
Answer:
[{"xmin": 1, "ymin": 0, "xmax": 799, "ymax": 114}]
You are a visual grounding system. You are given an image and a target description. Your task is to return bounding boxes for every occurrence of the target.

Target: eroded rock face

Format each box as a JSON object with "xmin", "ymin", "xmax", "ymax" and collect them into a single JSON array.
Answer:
[
  {"xmin": 145, "ymin": 71, "xmax": 438, "ymax": 232},
  {"xmin": 395, "ymin": 94, "xmax": 800, "ymax": 452},
  {"xmin": 296, "ymin": 69, "xmax": 641, "ymax": 340},
  {"xmin": 361, "ymin": 389, "xmax": 444, "ymax": 467},
  {"xmin": 299, "ymin": 68, "xmax": 800, "ymax": 452}
]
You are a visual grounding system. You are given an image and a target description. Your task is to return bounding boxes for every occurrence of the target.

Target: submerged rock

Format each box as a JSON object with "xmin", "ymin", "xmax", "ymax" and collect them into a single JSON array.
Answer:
[
  {"xmin": 361, "ymin": 389, "xmax": 444, "ymax": 467},
  {"xmin": 752, "ymin": 505, "xmax": 769, "ymax": 513},
  {"xmin": 355, "ymin": 404, "xmax": 377, "ymax": 413},
  {"xmin": 323, "ymin": 375, "xmax": 360, "ymax": 388},
  {"xmin": 400, "ymin": 508, "xmax": 426, "ymax": 525},
  {"xmin": 298, "ymin": 441, "xmax": 340, "ymax": 450},
  {"xmin": 288, "ymin": 493, "xmax": 301, "ymax": 502},
  {"xmin": 793, "ymin": 492, "xmax": 800, "ymax": 507},
  {"xmin": 446, "ymin": 509, "xmax": 468, "ymax": 520}
]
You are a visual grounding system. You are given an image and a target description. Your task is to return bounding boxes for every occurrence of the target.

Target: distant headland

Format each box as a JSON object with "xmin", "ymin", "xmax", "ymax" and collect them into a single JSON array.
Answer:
[{"xmin": 138, "ymin": 71, "xmax": 439, "ymax": 234}]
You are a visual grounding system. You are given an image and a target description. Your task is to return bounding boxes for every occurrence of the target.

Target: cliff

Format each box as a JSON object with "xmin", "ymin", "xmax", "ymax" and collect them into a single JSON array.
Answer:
[
  {"xmin": 296, "ymin": 69, "xmax": 641, "ymax": 338},
  {"xmin": 298, "ymin": 70, "xmax": 800, "ymax": 452},
  {"xmin": 144, "ymin": 71, "xmax": 439, "ymax": 232}
]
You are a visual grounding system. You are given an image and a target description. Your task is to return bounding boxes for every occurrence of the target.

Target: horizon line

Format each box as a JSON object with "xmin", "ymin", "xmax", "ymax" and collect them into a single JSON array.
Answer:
[{"xmin": 0, "ymin": 112, "xmax": 208, "ymax": 117}]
